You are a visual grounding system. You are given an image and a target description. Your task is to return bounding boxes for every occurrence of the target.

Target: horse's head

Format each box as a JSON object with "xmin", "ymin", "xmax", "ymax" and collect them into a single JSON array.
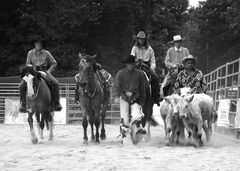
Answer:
[
  {"xmin": 21, "ymin": 65, "xmax": 41, "ymax": 98},
  {"xmin": 78, "ymin": 53, "xmax": 100, "ymax": 96}
]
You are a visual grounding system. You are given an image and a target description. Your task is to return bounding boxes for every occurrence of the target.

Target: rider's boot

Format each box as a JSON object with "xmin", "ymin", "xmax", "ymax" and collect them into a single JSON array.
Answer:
[
  {"xmin": 53, "ymin": 84, "xmax": 62, "ymax": 111},
  {"xmin": 19, "ymin": 81, "xmax": 27, "ymax": 113}
]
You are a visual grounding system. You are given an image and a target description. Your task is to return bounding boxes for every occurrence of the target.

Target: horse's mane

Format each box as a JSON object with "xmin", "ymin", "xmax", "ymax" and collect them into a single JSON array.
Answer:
[{"xmin": 20, "ymin": 65, "xmax": 41, "ymax": 79}]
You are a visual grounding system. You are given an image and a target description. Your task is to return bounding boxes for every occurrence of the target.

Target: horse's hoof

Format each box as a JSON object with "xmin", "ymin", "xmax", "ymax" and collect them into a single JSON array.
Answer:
[
  {"xmin": 90, "ymin": 137, "xmax": 95, "ymax": 142},
  {"xmin": 48, "ymin": 137, "xmax": 54, "ymax": 141},
  {"xmin": 165, "ymin": 140, "xmax": 170, "ymax": 146},
  {"xmin": 95, "ymin": 140, "xmax": 100, "ymax": 145},
  {"xmin": 100, "ymin": 134, "xmax": 106, "ymax": 141},
  {"xmin": 31, "ymin": 137, "xmax": 38, "ymax": 144},
  {"xmin": 83, "ymin": 140, "xmax": 88, "ymax": 145}
]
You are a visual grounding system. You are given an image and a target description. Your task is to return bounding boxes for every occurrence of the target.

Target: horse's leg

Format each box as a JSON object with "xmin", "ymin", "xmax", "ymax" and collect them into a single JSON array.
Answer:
[
  {"xmin": 94, "ymin": 108, "xmax": 101, "ymax": 143},
  {"xmin": 38, "ymin": 113, "xmax": 45, "ymax": 142},
  {"xmin": 100, "ymin": 107, "xmax": 106, "ymax": 140},
  {"xmin": 82, "ymin": 113, "xmax": 88, "ymax": 144},
  {"xmin": 35, "ymin": 111, "xmax": 41, "ymax": 138},
  {"xmin": 28, "ymin": 111, "xmax": 38, "ymax": 144},
  {"xmin": 48, "ymin": 112, "xmax": 54, "ymax": 140},
  {"xmin": 146, "ymin": 104, "xmax": 153, "ymax": 141},
  {"xmin": 89, "ymin": 110, "xmax": 95, "ymax": 142}
]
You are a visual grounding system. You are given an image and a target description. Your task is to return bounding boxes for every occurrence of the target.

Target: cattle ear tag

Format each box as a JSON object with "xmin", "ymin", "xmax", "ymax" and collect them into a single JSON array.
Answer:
[{"xmin": 186, "ymin": 95, "xmax": 194, "ymax": 102}]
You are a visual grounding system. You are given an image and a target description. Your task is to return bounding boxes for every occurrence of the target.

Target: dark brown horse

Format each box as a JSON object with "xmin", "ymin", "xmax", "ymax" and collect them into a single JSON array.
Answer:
[
  {"xmin": 77, "ymin": 54, "xmax": 106, "ymax": 144},
  {"xmin": 21, "ymin": 65, "xmax": 54, "ymax": 144},
  {"xmin": 139, "ymin": 68, "xmax": 155, "ymax": 141}
]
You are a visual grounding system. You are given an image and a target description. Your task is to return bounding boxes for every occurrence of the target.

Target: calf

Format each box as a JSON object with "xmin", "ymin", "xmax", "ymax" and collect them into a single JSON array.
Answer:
[
  {"xmin": 160, "ymin": 94, "xmax": 184, "ymax": 145},
  {"xmin": 175, "ymin": 93, "xmax": 217, "ymax": 147}
]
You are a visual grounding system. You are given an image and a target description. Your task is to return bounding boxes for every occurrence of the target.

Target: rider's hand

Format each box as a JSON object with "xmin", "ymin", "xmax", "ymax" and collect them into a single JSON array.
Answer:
[{"xmin": 114, "ymin": 98, "xmax": 120, "ymax": 104}]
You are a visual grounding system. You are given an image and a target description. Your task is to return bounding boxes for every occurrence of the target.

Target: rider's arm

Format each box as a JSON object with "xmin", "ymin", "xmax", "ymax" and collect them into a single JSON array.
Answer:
[
  {"xmin": 130, "ymin": 46, "xmax": 136, "ymax": 57},
  {"xmin": 149, "ymin": 47, "xmax": 156, "ymax": 70},
  {"xmin": 165, "ymin": 48, "xmax": 176, "ymax": 69},
  {"xmin": 112, "ymin": 71, "xmax": 121, "ymax": 99},
  {"xmin": 174, "ymin": 73, "xmax": 182, "ymax": 94},
  {"xmin": 46, "ymin": 51, "xmax": 57, "ymax": 73},
  {"xmin": 26, "ymin": 50, "xmax": 33, "ymax": 65}
]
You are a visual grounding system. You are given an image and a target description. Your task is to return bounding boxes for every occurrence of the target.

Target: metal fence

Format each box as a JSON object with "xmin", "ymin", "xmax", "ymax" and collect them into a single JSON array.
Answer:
[
  {"xmin": 0, "ymin": 83, "xmax": 120, "ymax": 124},
  {"xmin": 204, "ymin": 58, "xmax": 240, "ymax": 128}
]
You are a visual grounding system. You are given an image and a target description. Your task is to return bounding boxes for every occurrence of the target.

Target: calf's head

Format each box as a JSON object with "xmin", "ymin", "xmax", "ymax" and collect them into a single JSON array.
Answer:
[{"xmin": 176, "ymin": 94, "xmax": 195, "ymax": 118}]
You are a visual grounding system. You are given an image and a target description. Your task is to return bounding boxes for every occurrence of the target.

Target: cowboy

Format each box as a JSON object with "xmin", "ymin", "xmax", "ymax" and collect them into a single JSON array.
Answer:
[
  {"xmin": 174, "ymin": 55, "xmax": 208, "ymax": 94},
  {"xmin": 131, "ymin": 31, "xmax": 160, "ymax": 105},
  {"xmin": 160, "ymin": 34, "xmax": 190, "ymax": 97},
  {"xmin": 19, "ymin": 37, "xmax": 62, "ymax": 112},
  {"xmin": 112, "ymin": 54, "xmax": 147, "ymax": 138},
  {"xmin": 74, "ymin": 53, "xmax": 112, "ymax": 107}
]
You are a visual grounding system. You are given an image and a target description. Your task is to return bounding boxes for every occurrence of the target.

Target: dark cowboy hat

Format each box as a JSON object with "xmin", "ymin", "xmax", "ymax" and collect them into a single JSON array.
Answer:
[
  {"xmin": 182, "ymin": 55, "xmax": 197, "ymax": 64},
  {"xmin": 122, "ymin": 55, "xmax": 136, "ymax": 64}
]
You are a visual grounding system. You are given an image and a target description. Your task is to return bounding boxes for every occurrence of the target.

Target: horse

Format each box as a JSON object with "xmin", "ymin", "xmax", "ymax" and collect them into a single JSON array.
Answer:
[
  {"xmin": 20, "ymin": 65, "xmax": 54, "ymax": 144},
  {"xmin": 77, "ymin": 54, "xmax": 106, "ymax": 144},
  {"xmin": 140, "ymin": 69, "xmax": 155, "ymax": 141}
]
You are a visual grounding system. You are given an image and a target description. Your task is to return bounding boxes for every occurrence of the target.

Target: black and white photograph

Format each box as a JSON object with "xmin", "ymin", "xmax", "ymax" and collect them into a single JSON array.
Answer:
[{"xmin": 0, "ymin": 0, "xmax": 240, "ymax": 170}]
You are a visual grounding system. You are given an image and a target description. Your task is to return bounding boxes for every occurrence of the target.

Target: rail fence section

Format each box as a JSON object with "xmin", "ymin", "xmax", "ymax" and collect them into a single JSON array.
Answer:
[
  {"xmin": 0, "ymin": 83, "xmax": 120, "ymax": 124},
  {"xmin": 205, "ymin": 58, "xmax": 240, "ymax": 138}
]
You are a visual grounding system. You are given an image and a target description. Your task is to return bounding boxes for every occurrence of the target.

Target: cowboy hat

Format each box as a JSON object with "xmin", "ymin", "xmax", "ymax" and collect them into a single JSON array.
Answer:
[
  {"xmin": 173, "ymin": 35, "xmax": 182, "ymax": 42},
  {"xmin": 122, "ymin": 55, "xmax": 136, "ymax": 64},
  {"xmin": 136, "ymin": 31, "xmax": 146, "ymax": 39},
  {"xmin": 182, "ymin": 55, "xmax": 197, "ymax": 64}
]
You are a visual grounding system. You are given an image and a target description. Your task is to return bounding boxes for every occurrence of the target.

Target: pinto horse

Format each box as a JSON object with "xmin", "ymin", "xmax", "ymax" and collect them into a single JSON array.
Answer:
[
  {"xmin": 77, "ymin": 54, "xmax": 106, "ymax": 144},
  {"xmin": 21, "ymin": 65, "xmax": 54, "ymax": 144}
]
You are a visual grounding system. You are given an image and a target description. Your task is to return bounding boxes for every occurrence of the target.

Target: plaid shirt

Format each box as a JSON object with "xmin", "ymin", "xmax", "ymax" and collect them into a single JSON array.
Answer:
[
  {"xmin": 174, "ymin": 68, "xmax": 207, "ymax": 94},
  {"xmin": 26, "ymin": 49, "xmax": 56, "ymax": 69}
]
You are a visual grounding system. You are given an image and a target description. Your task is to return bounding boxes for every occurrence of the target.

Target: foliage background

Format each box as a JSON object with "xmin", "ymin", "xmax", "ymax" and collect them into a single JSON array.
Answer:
[{"xmin": 1, "ymin": 0, "xmax": 240, "ymax": 79}]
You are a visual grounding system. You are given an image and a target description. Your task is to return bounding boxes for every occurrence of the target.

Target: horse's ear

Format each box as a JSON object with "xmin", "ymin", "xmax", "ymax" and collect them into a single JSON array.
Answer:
[
  {"xmin": 92, "ymin": 54, "xmax": 97, "ymax": 59},
  {"xmin": 79, "ymin": 53, "xmax": 83, "ymax": 60}
]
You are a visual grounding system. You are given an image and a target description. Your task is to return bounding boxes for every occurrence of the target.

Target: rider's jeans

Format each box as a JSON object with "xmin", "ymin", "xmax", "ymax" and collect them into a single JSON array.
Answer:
[{"xmin": 120, "ymin": 96, "xmax": 144, "ymax": 126}]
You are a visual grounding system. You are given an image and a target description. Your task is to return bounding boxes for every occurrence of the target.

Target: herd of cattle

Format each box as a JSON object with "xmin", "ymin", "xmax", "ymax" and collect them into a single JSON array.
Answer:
[{"xmin": 158, "ymin": 88, "xmax": 218, "ymax": 148}]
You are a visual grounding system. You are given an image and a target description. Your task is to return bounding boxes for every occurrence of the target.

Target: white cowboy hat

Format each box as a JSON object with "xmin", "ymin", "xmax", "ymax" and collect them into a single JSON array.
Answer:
[{"xmin": 173, "ymin": 35, "xmax": 182, "ymax": 42}]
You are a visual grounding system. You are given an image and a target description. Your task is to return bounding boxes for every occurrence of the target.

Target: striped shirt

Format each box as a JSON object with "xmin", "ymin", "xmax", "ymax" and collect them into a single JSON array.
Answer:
[{"xmin": 165, "ymin": 47, "xmax": 189, "ymax": 69}]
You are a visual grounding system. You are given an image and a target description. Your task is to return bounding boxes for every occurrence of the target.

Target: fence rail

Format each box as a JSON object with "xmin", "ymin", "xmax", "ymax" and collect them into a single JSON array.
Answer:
[
  {"xmin": 204, "ymin": 58, "xmax": 240, "ymax": 130},
  {"xmin": 0, "ymin": 83, "xmax": 120, "ymax": 124}
]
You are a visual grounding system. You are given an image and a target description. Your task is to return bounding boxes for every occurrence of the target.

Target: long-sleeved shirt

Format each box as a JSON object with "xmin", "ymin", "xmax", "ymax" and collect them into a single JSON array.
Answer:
[
  {"xmin": 165, "ymin": 47, "xmax": 189, "ymax": 69},
  {"xmin": 131, "ymin": 45, "xmax": 156, "ymax": 70},
  {"xmin": 26, "ymin": 49, "xmax": 57, "ymax": 72},
  {"xmin": 112, "ymin": 68, "xmax": 146, "ymax": 105},
  {"xmin": 174, "ymin": 68, "xmax": 207, "ymax": 94}
]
